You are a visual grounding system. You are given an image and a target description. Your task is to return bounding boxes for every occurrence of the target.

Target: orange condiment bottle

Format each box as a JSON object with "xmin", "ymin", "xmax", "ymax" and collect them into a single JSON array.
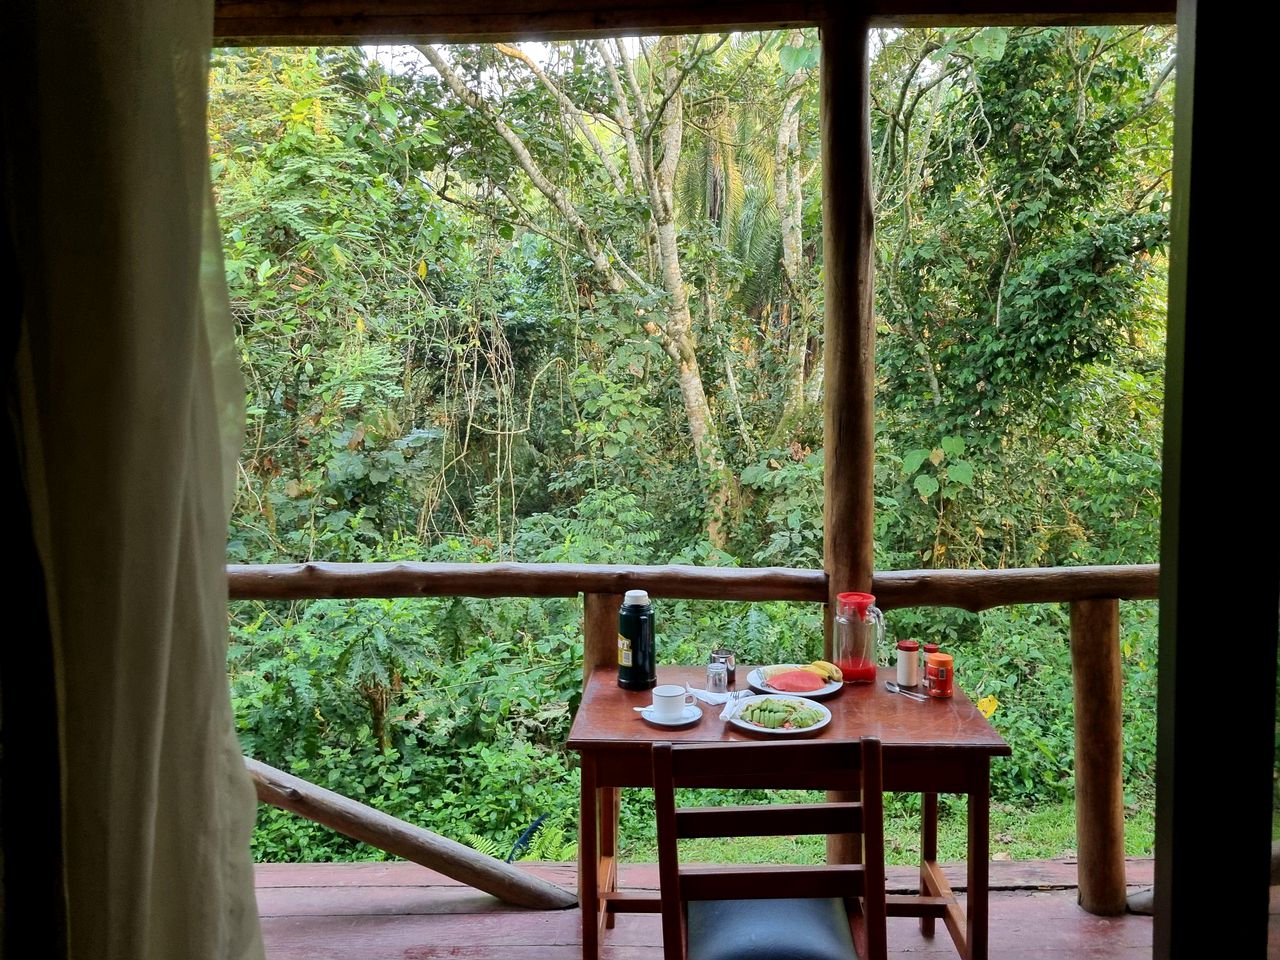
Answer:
[{"xmin": 925, "ymin": 652, "xmax": 954, "ymax": 699}]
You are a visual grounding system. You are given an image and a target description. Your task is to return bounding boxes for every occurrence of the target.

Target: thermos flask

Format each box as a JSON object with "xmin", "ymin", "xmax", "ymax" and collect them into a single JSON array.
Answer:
[{"xmin": 616, "ymin": 589, "xmax": 656, "ymax": 690}]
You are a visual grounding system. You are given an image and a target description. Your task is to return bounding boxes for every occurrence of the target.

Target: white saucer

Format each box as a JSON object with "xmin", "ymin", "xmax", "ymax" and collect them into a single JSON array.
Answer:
[{"xmin": 639, "ymin": 704, "xmax": 703, "ymax": 728}]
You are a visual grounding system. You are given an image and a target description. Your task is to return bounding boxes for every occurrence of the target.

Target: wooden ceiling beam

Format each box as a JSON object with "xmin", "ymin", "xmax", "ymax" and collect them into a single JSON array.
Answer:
[{"xmin": 213, "ymin": 0, "xmax": 1175, "ymax": 45}]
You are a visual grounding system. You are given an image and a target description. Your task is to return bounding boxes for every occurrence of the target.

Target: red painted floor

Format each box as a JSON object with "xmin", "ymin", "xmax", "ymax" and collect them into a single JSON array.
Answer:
[{"xmin": 256, "ymin": 859, "xmax": 1158, "ymax": 959}]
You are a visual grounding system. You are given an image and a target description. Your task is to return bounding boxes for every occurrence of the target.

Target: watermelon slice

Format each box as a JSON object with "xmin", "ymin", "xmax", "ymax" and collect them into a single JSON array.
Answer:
[{"xmin": 767, "ymin": 669, "xmax": 826, "ymax": 692}]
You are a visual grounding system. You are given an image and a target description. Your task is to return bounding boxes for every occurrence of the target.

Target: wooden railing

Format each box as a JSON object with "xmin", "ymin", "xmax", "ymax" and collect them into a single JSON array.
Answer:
[{"xmin": 228, "ymin": 560, "xmax": 1158, "ymax": 916}]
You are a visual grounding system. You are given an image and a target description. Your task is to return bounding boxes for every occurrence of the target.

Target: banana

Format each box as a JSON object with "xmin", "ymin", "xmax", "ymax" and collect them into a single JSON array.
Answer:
[{"xmin": 809, "ymin": 659, "xmax": 843, "ymax": 683}]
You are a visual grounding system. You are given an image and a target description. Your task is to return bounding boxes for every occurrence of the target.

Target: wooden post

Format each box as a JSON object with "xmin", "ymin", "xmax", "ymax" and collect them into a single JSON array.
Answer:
[
  {"xmin": 583, "ymin": 592, "xmax": 622, "ymax": 687},
  {"xmin": 1070, "ymin": 598, "xmax": 1127, "ymax": 915},
  {"xmin": 820, "ymin": 10, "xmax": 875, "ymax": 867},
  {"xmin": 245, "ymin": 757, "xmax": 577, "ymax": 909}
]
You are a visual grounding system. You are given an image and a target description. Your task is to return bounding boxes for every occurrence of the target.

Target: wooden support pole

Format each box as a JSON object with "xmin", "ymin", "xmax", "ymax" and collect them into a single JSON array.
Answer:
[
  {"xmin": 820, "ymin": 11, "xmax": 876, "ymax": 638},
  {"xmin": 821, "ymin": 9, "xmax": 874, "ymax": 867},
  {"xmin": 1070, "ymin": 598, "xmax": 1127, "ymax": 915},
  {"xmin": 244, "ymin": 757, "xmax": 577, "ymax": 910},
  {"xmin": 583, "ymin": 592, "xmax": 622, "ymax": 687}
]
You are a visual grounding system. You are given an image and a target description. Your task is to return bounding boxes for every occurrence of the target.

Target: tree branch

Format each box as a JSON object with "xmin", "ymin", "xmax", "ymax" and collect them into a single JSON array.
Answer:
[
  {"xmin": 642, "ymin": 33, "xmax": 730, "ymax": 144},
  {"xmin": 493, "ymin": 42, "xmax": 629, "ymax": 197},
  {"xmin": 595, "ymin": 39, "xmax": 651, "ymax": 198},
  {"xmin": 417, "ymin": 43, "xmax": 631, "ymax": 294}
]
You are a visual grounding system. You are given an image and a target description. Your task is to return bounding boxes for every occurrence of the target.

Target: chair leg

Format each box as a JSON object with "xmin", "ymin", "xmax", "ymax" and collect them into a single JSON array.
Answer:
[{"xmin": 920, "ymin": 792, "xmax": 937, "ymax": 938}]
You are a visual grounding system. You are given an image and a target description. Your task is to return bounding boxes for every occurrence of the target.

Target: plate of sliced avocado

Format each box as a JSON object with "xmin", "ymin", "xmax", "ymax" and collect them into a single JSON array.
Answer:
[{"xmin": 726, "ymin": 694, "xmax": 832, "ymax": 736}]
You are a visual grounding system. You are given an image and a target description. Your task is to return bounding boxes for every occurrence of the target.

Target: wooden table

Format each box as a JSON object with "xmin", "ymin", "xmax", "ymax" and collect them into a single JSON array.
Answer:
[{"xmin": 567, "ymin": 665, "xmax": 1011, "ymax": 960}]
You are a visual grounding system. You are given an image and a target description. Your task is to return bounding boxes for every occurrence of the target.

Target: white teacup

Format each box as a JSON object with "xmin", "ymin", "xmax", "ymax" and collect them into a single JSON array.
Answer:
[{"xmin": 650, "ymin": 684, "xmax": 694, "ymax": 721}]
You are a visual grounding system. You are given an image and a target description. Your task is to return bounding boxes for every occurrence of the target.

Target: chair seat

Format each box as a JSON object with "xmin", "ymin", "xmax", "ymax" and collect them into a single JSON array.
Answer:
[{"xmin": 686, "ymin": 897, "xmax": 858, "ymax": 960}]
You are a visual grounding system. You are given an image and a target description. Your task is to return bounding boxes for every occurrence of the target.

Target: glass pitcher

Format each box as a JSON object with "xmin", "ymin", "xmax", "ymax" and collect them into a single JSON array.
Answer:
[{"xmin": 835, "ymin": 591, "xmax": 885, "ymax": 684}]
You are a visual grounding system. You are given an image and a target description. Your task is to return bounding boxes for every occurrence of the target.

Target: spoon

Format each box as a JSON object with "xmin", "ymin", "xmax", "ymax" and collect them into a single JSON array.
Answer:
[{"xmin": 885, "ymin": 680, "xmax": 930, "ymax": 701}]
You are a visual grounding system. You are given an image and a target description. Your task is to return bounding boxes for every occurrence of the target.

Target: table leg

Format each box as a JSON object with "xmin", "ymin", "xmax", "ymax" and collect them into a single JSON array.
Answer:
[
  {"xmin": 599, "ymin": 786, "xmax": 620, "ymax": 929},
  {"xmin": 920, "ymin": 791, "xmax": 938, "ymax": 938},
  {"xmin": 967, "ymin": 759, "xmax": 991, "ymax": 960},
  {"xmin": 579, "ymin": 757, "xmax": 600, "ymax": 960}
]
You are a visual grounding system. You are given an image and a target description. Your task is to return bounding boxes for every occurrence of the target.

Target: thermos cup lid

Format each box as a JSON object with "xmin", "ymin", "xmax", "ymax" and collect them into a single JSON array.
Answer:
[{"xmin": 623, "ymin": 589, "xmax": 651, "ymax": 606}]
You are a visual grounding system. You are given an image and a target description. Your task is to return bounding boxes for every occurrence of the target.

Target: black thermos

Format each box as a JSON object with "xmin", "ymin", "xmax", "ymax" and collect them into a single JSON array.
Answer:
[{"xmin": 616, "ymin": 589, "xmax": 656, "ymax": 690}]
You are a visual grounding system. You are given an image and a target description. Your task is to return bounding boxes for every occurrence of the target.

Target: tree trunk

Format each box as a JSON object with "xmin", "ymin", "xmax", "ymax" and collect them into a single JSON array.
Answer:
[
  {"xmin": 646, "ymin": 37, "xmax": 733, "ymax": 545},
  {"xmin": 773, "ymin": 76, "xmax": 816, "ymax": 439},
  {"xmin": 421, "ymin": 40, "xmax": 733, "ymax": 546}
]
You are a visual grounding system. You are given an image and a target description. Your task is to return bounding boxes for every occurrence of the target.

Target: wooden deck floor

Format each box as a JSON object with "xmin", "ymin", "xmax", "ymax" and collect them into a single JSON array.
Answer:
[{"xmin": 256, "ymin": 858, "xmax": 1159, "ymax": 959}]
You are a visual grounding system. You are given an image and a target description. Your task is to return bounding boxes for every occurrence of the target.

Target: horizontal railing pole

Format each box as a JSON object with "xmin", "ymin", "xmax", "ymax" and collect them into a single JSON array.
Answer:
[
  {"xmin": 872, "ymin": 564, "xmax": 1158, "ymax": 612},
  {"xmin": 227, "ymin": 561, "xmax": 827, "ymax": 602},
  {"xmin": 227, "ymin": 561, "xmax": 1158, "ymax": 610}
]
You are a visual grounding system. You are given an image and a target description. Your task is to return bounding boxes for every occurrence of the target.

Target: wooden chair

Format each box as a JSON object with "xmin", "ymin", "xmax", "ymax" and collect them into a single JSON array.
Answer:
[{"xmin": 651, "ymin": 738, "xmax": 887, "ymax": 960}]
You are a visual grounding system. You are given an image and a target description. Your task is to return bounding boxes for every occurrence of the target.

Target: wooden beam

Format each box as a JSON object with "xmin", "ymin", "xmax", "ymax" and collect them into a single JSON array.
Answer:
[
  {"xmin": 245, "ymin": 757, "xmax": 578, "ymax": 910},
  {"xmin": 864, "ymin": 0, "xmax": 1174, "ymax": 26},
  {"xmin": 872, "ymin": 564, "xmax": 1158, "ymax": 611},
  {"xmin": 226, "ymin": 561, "xmax": 826, "ymax": 601},
  {"xmin": 582, "ymin": 592, "xmax": 622, "ymax": 686},
  {"xmin": 1069, "ymin": 599, "xmax": 1126, "ymax": 916},
  {"xmin": 212, "ymin": 0, "xmax": 1175, "ymax": 44},
  {"xmin": 820, "ymin": 8, "xmax": 873, "ymax": 868},
  {"xmin": 820, "ymin": 10, "xmax": 875, "ymax": 633},
  {"xmin": 226, "ymin": 561, "xmax": 1159, "ymax": 607}
]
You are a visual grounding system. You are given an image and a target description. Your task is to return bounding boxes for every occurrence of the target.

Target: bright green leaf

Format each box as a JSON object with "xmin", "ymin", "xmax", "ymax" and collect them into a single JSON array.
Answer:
[
  {"xmin": 914, "ymin": 475, "xmax": 940, "ymax": 498},
  {"xmin": 779, "ymin": 44, "xmax": 818, "ymax": 74},
  {"xmin": 902, "ymin": 449, "xmax": 930, "ymax": 474},
  {"xmin": 947, "ymin": 460, "xmax": 974, "ymax": 487},
  {"xmin": 970, "ymin": 28, "xmax": 1008, "ymax": 61}
]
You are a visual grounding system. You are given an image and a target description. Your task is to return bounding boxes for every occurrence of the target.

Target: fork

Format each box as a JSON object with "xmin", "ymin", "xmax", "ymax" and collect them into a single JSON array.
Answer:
[{"xmin": 719, "ymin": 688, "xmax": 750, "ymax": 721}]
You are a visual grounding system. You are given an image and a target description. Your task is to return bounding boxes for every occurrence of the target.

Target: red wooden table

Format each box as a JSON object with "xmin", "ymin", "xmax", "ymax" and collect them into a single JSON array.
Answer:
[{"xmin": 567, "ymin": 665, "xmax": 1011, "ymax": 960}]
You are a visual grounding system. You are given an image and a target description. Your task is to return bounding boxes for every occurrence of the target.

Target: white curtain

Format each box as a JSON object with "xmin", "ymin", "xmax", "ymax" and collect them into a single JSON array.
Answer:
[{"xmin": 5, "ymin": 0, "xmax": 263, "ymax": 956}]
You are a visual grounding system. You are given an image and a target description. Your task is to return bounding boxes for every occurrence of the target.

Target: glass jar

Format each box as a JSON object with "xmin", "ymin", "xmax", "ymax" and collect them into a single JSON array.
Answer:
[{"xmin": 834, "ymin": 591, "xmax": 885, "ymax": 684}]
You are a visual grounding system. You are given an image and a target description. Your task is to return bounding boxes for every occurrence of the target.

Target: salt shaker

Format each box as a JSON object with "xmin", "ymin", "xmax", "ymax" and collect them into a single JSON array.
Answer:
[
  {"xmin": 896, "ymin": 639, "xmax": 920, "ymax": 687},
  {"xmin": 706, "ymin": 661, "xmax": 729, "ymax": 695}
]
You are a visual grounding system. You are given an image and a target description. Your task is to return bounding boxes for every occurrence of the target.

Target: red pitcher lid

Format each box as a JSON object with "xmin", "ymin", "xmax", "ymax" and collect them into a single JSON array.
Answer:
[{"xmin": 837, "ymin": 591, "xmax": 876, "ymax": 620}]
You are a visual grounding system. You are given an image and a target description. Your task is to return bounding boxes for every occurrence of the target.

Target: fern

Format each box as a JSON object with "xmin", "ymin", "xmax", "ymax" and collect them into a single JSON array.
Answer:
[{"xmin": 464, "ymin": 834, "xmax": 504, "ymax": 858}]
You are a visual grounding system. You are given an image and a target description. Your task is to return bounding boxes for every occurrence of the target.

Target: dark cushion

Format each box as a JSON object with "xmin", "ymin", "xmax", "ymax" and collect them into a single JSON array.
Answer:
[{"xmin": 686, "ymin": 897, "xmax": 858, "ymax": 960}]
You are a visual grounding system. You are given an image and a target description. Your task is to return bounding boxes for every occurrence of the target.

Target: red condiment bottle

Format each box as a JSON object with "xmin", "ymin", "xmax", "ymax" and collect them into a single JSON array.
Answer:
[
  {"xmin": 921, "ymin": 642, "xmax": 940, "ymax": 679},
  {"xmin": 925, "ymin": 652, "xmax": 954, "ymax": 698}
]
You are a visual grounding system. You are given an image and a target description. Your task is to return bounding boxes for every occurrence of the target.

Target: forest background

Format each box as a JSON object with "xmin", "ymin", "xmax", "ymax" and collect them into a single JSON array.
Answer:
[{"xmin": 212, "ymin": 26, "xmax": 1173, "ymax": 863}]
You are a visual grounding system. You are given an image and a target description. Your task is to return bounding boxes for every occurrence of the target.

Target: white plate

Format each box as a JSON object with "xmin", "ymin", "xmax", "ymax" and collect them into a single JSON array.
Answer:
[
  {"xmin": 747, "ymin": 665, "xmax": 843, "ymax": 700},
  {"xmin": 639, "ymin": 704, "xmax": 703, "ymax": 728},
  {"xmin": 726, "ymin": 694, "xmax": 832, "ymax": 736}
]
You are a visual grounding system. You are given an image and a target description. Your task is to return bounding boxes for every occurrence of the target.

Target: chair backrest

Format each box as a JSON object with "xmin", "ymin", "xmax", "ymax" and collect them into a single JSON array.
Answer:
[{"xmin": 651, "ymin": 738, "xmax": 886, "ymax": 960}]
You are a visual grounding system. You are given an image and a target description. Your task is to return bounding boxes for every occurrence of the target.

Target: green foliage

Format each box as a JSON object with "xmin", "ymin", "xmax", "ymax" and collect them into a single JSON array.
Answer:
[{"xmin": 214, "ymin": 28, "xmax": 1172, "ymax": 861}]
